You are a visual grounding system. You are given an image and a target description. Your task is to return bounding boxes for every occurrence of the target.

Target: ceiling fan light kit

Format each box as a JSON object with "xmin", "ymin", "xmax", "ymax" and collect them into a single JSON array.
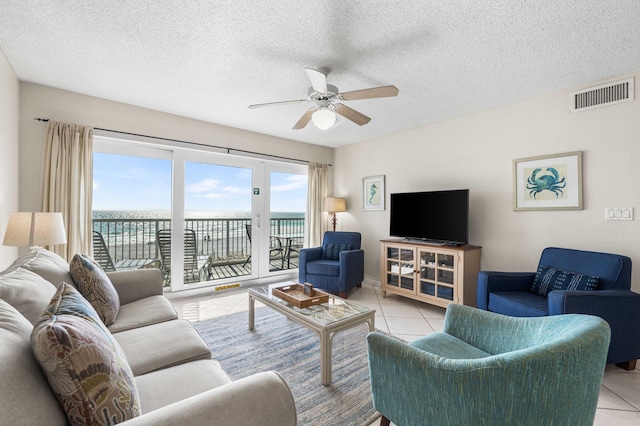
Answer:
[
  {"xmin": 248, "ymin": 68, "xmax": 398, "ymax": 131},
  {"xmin": 311, "ymin": 108, "xmax": 336, "ymax": 130}
]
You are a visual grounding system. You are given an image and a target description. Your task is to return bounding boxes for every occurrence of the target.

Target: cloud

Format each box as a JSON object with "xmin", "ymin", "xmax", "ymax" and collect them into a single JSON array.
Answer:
[
  {"xmin": 93, "ymin": 180, "xmax": 100, "ymax": 190},
  {"xmin": 272, "ymin": 175, "xmax": 307, "ymax": 192},
  {"xmin": 185, "ymin": 181, "xmax": 247, "ymax": 199},
  {"xmin": 196, "ymin": 185, "xmax": 246, "ymax": 199},
  {"xmin": 222, "ymin": 186, "xmax": 246, "ymax": 195},
  {"xmin": 187, "ymin": 178, "xmax": 220, "ymax": 193}
]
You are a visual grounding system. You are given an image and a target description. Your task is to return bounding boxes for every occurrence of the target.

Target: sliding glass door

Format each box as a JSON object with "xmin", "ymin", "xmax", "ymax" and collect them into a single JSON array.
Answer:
[
  {"xmin": 94, "ymin": 136, "xmax": 308, "ymax": 292},
  {"xmin": 92, "ymin": 141, "xmax": 172, "ymax": 282},
  {"xmin": 267, "ymin": 167, "xmax": 307, "ymax": 273},
  {"xmin": 183, "ymin": 159, "xmax": 255, "ymax": 284}
]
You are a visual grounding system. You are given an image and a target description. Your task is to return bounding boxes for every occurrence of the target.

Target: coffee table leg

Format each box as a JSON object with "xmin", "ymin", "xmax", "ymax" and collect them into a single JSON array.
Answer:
[
  {"xmin": 320, "ymin": 329, "xmax": 332, "ymax": 386},
  {"xmin": 248, "ymin": 294, "xmax": 255, "ymax": 330}
]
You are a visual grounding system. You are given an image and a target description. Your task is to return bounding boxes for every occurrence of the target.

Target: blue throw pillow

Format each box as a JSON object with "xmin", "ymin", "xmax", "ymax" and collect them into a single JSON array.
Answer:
[
  {"xmin": 530, "ymin": 265, "xmax": 599, "ymax": 296},
  {"xmin": 323, "ymin": 243, "xmax": 353, "ymax": 260}
]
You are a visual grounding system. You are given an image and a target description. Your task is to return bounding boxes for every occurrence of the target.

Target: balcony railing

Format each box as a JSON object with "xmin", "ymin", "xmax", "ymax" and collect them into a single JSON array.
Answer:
[{"xmin": 92, "ymin": 217, "xmax": 304, "ymax": 283}]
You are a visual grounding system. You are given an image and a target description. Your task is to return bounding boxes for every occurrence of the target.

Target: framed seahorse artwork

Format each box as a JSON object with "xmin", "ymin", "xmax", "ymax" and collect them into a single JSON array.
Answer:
[
  {"xmin": 363, "ymin": 175, "xmax": 385, "ymax": 211},
  {"xmin": 513, "ymin": 151, "xmax": 583, "ymax": 211}
]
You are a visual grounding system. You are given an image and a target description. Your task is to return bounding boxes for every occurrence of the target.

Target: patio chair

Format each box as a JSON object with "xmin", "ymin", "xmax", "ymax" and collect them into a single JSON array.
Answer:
[
  {"xmin": 270, "ymin": 235, "xmax": 285, "ymax": 270},
  {"xmin": 242, "ymin": 224, "xmax": 285, "ymax": 269},
  {"xmin": 92, "ymin": 231, "xmax": 117, "ymax": 271},
  {"xmin": 283, "ymin": 236, "xmax": 303, "ymax": 269},
  {"xmin": 156, "ymin": 229, "xmax": 212, "ymax": 284},
  {"xmin": 92, "ymin": 231, "xmax": 159, "ymax": 272}
]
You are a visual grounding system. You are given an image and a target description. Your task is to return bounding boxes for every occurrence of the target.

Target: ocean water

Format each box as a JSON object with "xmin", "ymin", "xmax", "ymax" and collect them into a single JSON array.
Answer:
[{"xmin": 92, "ymin": 210, "xmax": 304, "ymax": 220}]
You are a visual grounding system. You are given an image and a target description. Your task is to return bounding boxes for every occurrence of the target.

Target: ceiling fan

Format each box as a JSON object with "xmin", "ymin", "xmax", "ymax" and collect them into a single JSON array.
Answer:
[{"xmin": 248, "ymin": 68, "xmax": 399, "ymax": 130}]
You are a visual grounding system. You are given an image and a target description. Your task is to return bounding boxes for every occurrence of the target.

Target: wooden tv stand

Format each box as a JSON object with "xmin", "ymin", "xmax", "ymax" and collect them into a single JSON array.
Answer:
[{"xmin": 380, "ymin": 240, "xmax": 481, "ymax": 308}]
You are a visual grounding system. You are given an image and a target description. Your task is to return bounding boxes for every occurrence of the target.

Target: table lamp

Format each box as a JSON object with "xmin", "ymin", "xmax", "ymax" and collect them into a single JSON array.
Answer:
[
  {"xmin": 325, "ymin": 197, "xmax": 346, "ymax": 232},
  {"xmin": 3, "ymin": 212, "xmax": 67, "ymax": 249}
]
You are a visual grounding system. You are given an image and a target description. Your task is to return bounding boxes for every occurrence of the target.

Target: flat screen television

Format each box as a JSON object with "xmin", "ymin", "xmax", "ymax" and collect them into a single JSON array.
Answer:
[{"xmin": 389, "ymin": 189, "xmax": 469, "ymax": 245}]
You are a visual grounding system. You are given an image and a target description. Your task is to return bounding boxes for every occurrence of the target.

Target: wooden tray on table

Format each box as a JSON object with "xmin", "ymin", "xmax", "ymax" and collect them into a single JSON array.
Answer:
[{"xmin": 272, "ymin": 283, "xmax": 330, "ymax": 308}]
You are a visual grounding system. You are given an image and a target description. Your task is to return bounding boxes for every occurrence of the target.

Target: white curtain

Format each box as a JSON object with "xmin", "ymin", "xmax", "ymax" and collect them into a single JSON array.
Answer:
[
  {"xmin": 42, "ymin": 120, "xmax": 94, "ymax": 260},
  {"xmin": 306, "ymin": 162, "xmax": 328, "ymax": 247}
]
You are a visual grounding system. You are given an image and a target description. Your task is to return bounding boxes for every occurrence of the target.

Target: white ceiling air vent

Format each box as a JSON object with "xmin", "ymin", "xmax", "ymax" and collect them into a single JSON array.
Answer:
[{"xmin": 570, "ymin": 78, "xmax": 634, "ymax": 113}]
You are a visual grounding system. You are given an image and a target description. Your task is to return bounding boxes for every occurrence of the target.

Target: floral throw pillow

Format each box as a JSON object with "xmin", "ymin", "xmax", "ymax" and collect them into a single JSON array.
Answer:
[
  {"xmin": 70, "ymin": 254, "xmax": 120, "ymax": 326},
  {"xmin": 31, "ymin": 283, "xmax": 141, "ymax": 425}
]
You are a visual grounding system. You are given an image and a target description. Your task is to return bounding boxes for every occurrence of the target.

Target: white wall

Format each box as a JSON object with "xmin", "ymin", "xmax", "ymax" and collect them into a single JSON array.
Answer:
[
  {"xmin": 16, "ymin": 73, "xmax": 640, "ymax": 293},
  {"xmin": 18, "ymin": 83, "xmax": 334, "ymax": 214},
  {"xmin": 335, "ymin": 71, "xmax": 640, "ymax": 292},
  {"xmin": 0, "ymin": 49, "xmax": 19, "ymax": 268}
]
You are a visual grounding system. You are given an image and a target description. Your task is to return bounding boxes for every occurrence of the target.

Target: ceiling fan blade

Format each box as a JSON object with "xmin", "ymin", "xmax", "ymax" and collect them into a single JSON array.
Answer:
[
  {"xmin": 305, "ymin": 68, "xmax": 328, "ymax": 94},
  {"xmin": 292, "ymin": 108, "xmax": 315, "ymax": 130},
  {"xmin": 340, "ymin": 85, "xmax": 399, "ymax": 101},
  {"xmin": 248, "ymin": 99, "xmax": 308, "ymax": 109},
  {"xmin": 334, "ymin": 104, "xmax": 371, "ymax": 126}
]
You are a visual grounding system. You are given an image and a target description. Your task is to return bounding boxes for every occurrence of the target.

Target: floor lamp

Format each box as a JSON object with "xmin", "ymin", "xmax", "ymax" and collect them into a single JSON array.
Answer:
[{"xmin": 325, "ymin": 197, "xmax": 346, "ymax": 232}]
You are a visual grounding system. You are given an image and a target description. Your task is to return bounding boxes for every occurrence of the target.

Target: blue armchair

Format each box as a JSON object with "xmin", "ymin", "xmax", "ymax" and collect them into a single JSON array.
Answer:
[
  {"xmin": 298, "ymin": 232, "xmax": 364, "ymax": 298},
  {"xmin": 368, "ymin": 304, "xmax": 611, "ymax": 426},
  {"xmin": 478, "ymin": 247, "xmax": 640, "ymax": 369}
]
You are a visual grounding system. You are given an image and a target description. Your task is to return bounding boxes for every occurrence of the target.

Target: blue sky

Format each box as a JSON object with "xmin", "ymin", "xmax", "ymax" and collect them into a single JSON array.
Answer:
[{"xmin": 93, "ymin": 153, "xmax": 307, "ymax": 212}]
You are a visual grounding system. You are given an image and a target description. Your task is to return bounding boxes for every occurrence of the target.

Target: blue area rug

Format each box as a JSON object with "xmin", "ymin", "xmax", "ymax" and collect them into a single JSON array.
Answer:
[{"xmin": 194, "ymin": 308, "xmax": 380, "ymax": 426}]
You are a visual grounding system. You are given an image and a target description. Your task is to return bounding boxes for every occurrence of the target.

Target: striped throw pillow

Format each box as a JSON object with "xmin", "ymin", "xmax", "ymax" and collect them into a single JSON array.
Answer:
[
  {"xmin": 530, "ymin": 265, "xmax": 599, "ymax": 296},
  {"xmin": 323, "ymin": 243, "xmax": 353, "ymax": 260}
]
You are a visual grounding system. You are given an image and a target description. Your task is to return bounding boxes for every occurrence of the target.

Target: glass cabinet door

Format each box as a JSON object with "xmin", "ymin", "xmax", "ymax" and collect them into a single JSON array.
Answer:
[
  {"xmin": 385, "ymin": 246, "xmax": 415, "ymax": 292},
  {"xmin": 418, "ymin": 249, "xmax": 456, "ymax": 301},
  {"xmin": 418, "ymin": 250, "xmax": 436, "ymax": 296}
]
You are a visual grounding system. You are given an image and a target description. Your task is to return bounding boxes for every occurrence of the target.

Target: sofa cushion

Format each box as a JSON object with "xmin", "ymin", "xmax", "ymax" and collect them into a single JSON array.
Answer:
[
  {"xmin": 410, "ymin": 332, "xmax": 492, "ymax": 359},
  {"xmin": 0, "ymin": 267, "xmax": 57, "ymax": 325},
  {"xmin": 489, "ymin": 291, "xmax": 548, "ymax": 317},
  {"xmin": 323, "ymin": 243, "xmax": 353, "ymax": 260},
  {"xmin": 31, "ymin": 283, "xmax": 141, "ymax": 425},
  {"xmin": 4, "ymin": 248, "xmax": 73, "ymax": 286},
  {"xmin": 0, "ymin": 299, "xmax": 67, "ymax": 425},
  {"xmin": 113, "ymin": 319, "xmax": 211, "ymax": 375},
  {"xmin": 106, "ymin": 268, "xmax": 164, "ymax": 305},
  {"xmin": 108, "ymin": 295, "xmax": 178, "ymax": 333},
  {"xmin": 306, "ymin": 259, "xmax": 340, "ymax": 276},
  {"xmin": 530, "ymin": 265, "xmax": 599, "ymax": 296},
  {"xmin": 70, "ymin": 253, "xmax": 120, "ymax": 326},
  {"xmin": 135, "ymin": 359, "xmax": 231, "ymax": 413}
]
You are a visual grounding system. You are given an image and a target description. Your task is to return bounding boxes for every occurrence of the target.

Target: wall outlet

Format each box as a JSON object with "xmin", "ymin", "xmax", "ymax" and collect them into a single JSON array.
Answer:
[{"xmin": 605, "ymin": 207, "xmax": 634, "ymax": 221}]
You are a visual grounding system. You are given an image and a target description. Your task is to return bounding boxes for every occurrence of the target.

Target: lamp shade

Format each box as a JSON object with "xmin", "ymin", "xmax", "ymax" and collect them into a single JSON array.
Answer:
[
  {"xmin": 311, "ymin": 108, "xmax": 336, "ymax": 130},
  {"xmin": 325, "ymin": 197, "xmax": 346, "ymax": 213},
  {"xmin": 3, "ymin": 212, "xmax": 67, "ymax": 247}
]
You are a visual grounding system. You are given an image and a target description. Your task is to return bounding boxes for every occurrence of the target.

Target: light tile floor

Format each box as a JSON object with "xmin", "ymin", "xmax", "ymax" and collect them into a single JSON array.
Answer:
[{"xmin": 169, "ymin": 283, "xmax": 640, "ymax": 426}]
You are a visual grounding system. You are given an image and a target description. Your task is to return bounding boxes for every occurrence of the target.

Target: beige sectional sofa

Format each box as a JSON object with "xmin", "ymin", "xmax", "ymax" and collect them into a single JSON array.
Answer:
[{"xmin": 0, "ymin": 248, "xmax": 296, "ymax": 425}]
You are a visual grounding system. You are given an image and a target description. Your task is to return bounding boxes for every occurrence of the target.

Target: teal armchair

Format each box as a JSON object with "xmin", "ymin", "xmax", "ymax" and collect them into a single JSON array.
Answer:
[{"xmin": 367, "ymin": 304, "xmax": 610, "ymax": 426}]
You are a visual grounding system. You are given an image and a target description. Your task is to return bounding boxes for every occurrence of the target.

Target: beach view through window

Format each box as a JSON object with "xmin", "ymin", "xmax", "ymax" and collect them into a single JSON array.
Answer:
[{"xmin": 92, "ymin": 152, "xmax": 306, "ymax": 286}]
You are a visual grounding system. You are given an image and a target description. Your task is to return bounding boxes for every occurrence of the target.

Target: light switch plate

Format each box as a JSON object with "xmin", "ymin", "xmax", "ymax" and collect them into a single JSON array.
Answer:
[{"xmin": 605, "ymin": 207, "xmax": 634, "ymax": 221}]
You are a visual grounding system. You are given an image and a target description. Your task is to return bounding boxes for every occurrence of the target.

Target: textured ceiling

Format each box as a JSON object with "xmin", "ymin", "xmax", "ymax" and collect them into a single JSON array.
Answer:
[{"xmin": 2, "ymin": 1, "xmax": 640, "ymax": 148}]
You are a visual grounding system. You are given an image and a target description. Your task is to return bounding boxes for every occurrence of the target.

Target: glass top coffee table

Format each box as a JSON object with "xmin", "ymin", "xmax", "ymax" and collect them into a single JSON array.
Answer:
[{"xmin": 248, "ymin": 282, "xmax": 375, "ymax": 386}]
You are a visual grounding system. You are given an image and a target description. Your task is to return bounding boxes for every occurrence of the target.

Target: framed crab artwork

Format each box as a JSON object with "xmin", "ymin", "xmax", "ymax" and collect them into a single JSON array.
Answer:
[{"xmin": 513, "ymin": 151, "xmax": 583, "ymax": 210}]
